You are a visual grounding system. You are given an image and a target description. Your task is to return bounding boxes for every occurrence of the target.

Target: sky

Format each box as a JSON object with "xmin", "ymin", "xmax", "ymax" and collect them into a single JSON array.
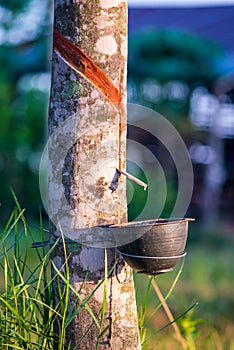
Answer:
[{"xmin": 128, "ymin": 0, "xmax": 234, "ymax": 6}]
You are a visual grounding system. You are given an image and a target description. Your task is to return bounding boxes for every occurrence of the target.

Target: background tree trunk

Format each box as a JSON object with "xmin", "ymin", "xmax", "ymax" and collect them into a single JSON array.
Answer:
[{"xmin": 49, "ymin": 0, "xmax": 140, "ymax": 349}]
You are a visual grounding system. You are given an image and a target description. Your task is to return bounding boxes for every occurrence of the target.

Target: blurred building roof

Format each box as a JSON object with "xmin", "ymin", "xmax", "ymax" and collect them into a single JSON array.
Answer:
[
  {"xmin": 129, "ymin": 0, "xmax": 234, "ymax": 7},
  {"xmin": 129, "ymin": 6, "xmax": 234, "ymax": 52}
]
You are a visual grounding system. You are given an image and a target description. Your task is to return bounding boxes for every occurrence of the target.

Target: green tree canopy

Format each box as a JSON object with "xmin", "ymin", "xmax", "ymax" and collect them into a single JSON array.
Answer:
[{"xmin": 128, "ymin": 29, "xmax": 223, "ymax": 87}]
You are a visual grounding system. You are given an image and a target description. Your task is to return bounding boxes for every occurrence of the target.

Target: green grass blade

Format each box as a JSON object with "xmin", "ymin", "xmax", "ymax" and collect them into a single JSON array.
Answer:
[
  {"xmin": 143, "ymin": 301, "xmax": 199, "ymax": 345},
  {"xmin": 96, "ymin": 248, "xmax": 108, "ymax": 349},
  {"xmin": 148, "ymin": 257, "xmax": 186, "ymax": 320}
]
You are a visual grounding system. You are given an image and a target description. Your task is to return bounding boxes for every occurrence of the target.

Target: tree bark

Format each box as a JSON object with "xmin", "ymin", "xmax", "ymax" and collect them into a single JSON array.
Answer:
[{"xmin": 49, "ymin": 1, "xmax": 140, "ymax": 349}]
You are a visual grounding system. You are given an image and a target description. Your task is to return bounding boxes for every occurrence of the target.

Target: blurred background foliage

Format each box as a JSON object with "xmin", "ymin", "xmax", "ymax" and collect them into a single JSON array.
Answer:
[
  {"xmin": 129, "ymin": 29, "xmax": 221, "ymax": 86},
  {"xmin": 127, "ymin": 26, "xmax": 234, "ymax": 229},
  {"xmin": 128, "ymin": 28, "xmax": 222, "ymax": 120},
  {"xmin": 0, "ymin": 0, "xmax": 50, "ymax": 219}
]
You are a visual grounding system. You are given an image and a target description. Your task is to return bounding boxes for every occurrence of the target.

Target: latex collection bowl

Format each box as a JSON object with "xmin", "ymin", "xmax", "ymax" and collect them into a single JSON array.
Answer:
[{"xmin": 117, "ymin": 218, "xmax": 192, "ymax": 275}]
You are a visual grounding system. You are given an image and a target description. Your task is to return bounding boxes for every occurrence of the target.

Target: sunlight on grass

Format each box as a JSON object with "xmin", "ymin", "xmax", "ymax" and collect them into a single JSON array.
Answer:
[
  {"xmin": 1, "ymin": 197, "xmax": 234, "ymax": 349},
  {"xmin": 0, "ymin": 200, "xmax": 111, "ymax": 349},
  {"xmin": 134, "ymin": 231, "xmax": 234, "ymax": 350}
]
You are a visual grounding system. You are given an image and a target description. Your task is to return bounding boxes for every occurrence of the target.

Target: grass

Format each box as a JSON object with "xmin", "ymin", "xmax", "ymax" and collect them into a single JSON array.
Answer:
[
  {"xmin": 0, "ymin": 201, "xmax": 112, "ymax": 350},
  {"xmin": 0, "ymin": 207, "xmax": 55, "ymax": 349},
  {"xmin": 1, "ymin": 200, "xmax": 234, "ymax": 349},
  {"xmin": 134, "ymin": 226, "xmax": 234, "ymax": 349}
]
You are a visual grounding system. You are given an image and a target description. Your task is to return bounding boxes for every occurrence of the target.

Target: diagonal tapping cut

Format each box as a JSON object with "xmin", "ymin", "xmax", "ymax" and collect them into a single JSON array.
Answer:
[
  {"xmin": 53, "ymin": 29, "xmax": 146, "ymax": 192},
  {"xmin": 54, "ymin": 29, "xmax": 124, "ymax": 178},
  {"xmin": 54, "ymin": 29, "xmax": 122, "ymax": 105}
]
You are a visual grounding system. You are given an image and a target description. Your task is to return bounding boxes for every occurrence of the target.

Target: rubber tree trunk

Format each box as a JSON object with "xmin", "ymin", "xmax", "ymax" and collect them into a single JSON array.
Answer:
[{"xmin": 48, "ymin": 0, "xmax": 140, "ymax": 349}]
